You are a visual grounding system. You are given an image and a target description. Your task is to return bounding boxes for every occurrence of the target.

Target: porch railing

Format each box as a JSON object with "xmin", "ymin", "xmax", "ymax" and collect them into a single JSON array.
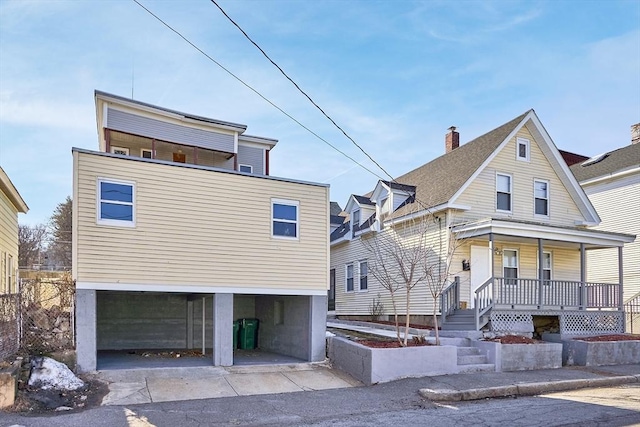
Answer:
[
  {"xmin": 491, "ymin": 277, "xmax": 621, "ymax": 310},
  {"xmin": 474, "ymin": 277, "xmax": 494, "ymax": 330},
  {"xmin": 439, "ymin": 276, "xmax": 460, "ymax": 326},
  {"xmin": 624, "ymin": 291, "xmax": 640, "ymax": 334}
]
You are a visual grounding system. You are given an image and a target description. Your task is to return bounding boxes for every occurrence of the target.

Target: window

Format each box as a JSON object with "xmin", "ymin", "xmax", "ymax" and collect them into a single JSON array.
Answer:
[
  {"xmin": 272, "ymin": 199, "xmax": 298, "ymax": 238},
  {"xmin": 496, "ymin": 173, "xmax": 512, "ymax": 212},
  {"xmin": 239, "ymin": 164, "xmax": 253, "ymax": 173},
  {"xmin": 346, "ymin": 264, "xmax": 354, "ymax": 292},
  {"xmin": 516, "ymin": 138, "xmax": 530, "ymax": 162},
  {"xmin": 7, "ymin": 255, "xmax": 13, "ymax": 293},
  {"xmin": 97, "ymin": 179, "xmax": 135, "ymax": 226},
  {"xmin": 534, "ymin": 179, "xmax": 549, "ymax": 216},
  {"xmin": 110, "ymin": 146, "xmax": 129, "ymax": 155},
  {"xmin": 503, "ymin": 249, "xmax": 518, "ymax": 285},
  {"xmin": 538, "ymin": 252, "xmax": 552, "ymax": 282},
  {"xmin": 359, "ymin": 261, "xmax": 368, "ymax": 291},
  {"xmin": 141, "ymin": 149, "xmax": 152, "ymax": 159},
  {"xmin": 352, "ymin": 209, "xmax": 360, "ymax": 234}
]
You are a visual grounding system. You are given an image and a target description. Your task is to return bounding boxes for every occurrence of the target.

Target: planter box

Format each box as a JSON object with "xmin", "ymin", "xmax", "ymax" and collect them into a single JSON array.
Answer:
[
  {"xmin": 562, "ymin": 339, "xmax": 640, "ymax": 366},
  {"xmin": 473, "ymin": 341, "xmax": 562, "ymax": 372},
  {"xmin": 328, "ymin": 337, "xmax": 458, "ymax": 385}
]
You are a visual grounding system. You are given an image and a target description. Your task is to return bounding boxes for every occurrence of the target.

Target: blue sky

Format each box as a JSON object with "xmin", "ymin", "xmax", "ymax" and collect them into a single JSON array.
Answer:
[{"xmin": 1, "ymin": 0, "xmax": 639, "ymax": 226}]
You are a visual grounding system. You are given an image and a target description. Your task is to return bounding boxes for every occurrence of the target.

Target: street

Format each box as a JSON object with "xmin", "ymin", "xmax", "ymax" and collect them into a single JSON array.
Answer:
[{"xmin": 2, "ymin": 380, "xmax": 639, "ymax": 427}]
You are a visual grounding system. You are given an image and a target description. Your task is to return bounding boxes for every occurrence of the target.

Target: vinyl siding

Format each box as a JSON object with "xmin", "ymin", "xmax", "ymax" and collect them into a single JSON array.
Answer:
[
  {"xmin": 107, "ymin": 108, "xmax": 235, "ymax": 154},
  {"xmin": 74, "ymin": 151, "xmax": 328, "ymax": 292},
  {"xmin": 331, "ymin": 216, "xmax": 451, "ymax": 316},
  {"xmin": 455, "ymin": 127, "xmax": 585, "ymax": 226},
  {"xmin": 237, "ymin": 145, "xmax": 264, "ymax": 175},
  {"xmin": 583, "ymin": 173, "xmax": 640, "ymax": 301},
  {"xmin": 0, "ymin": 189, "xmax": 19, "ymax": 294}
]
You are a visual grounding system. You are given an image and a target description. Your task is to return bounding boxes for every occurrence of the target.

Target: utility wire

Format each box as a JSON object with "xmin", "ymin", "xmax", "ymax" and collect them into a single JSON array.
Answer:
[
  {"xmin": 210, "ymin": 0, "xmax": 396, "ymax": 183},
  {"xmin": 131, "ymin": 0, "xmax": 385, "ymax": 181}
]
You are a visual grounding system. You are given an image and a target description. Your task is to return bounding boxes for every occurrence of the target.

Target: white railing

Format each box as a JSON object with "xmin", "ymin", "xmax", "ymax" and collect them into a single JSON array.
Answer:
[{"xmin": 439, "ymin": 277, "xmax": 460, "ymax": 327}]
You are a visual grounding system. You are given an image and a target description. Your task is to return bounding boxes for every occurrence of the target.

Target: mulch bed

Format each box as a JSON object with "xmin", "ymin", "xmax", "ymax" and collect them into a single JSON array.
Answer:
[
  {"xmin": 369, "ymin": 320, "xmax": 435, "ymax": 330},
  {"xmin": 483, "ymin": 335, "xmax": 540, "ymax": 344},
  {"xmin": 574, "ymin": 334, "xmax": 640, "ymax": 342},
  {"xmin": 356, "ymin": 339, "xmax": 432, "ymax": 348}
]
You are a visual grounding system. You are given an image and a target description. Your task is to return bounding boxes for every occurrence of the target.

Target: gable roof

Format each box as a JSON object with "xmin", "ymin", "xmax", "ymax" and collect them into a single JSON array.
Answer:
[
  {"xmin": 0, "ymin": 167, "xmax": 29, "ymax": 213},
  {"xmin": 389, "ymin": 111, "xmax": 529, "ymax": 218},
  {"xmin": 330, "ymin": 201, "xmax": 343, "ymax": 216},
  {"xmin": 570, "ymin": 143, "xmax": 640, "ymax": 183}
]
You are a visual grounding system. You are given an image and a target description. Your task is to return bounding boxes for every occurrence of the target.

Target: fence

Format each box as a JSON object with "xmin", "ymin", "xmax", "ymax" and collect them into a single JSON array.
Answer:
[{"xmin": 0, "ymin": 274, "xmax": 75, "ymax": 361}]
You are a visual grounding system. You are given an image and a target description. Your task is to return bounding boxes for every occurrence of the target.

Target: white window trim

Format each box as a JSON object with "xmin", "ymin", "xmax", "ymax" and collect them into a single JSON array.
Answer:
[
  {"xmin": 496, "ymin": 172, "xmax": 513, "ymax": 214},
  {"xmin": 516, "ymin": 137, "xmax": 530, "ymax": 162},
  {"xmin": 536, "ymin": 251, "xmax": 553, "ymax": 282},
  {"xmin": 345, "ymin": 263, "xmax": 355, "ymax": 293},
  {"xmin": 358, "ymin": 260, "xmax": 368, "ymax": 292},
  {"xmin": 239, "ymin": 164, "xmax": 253, "ymax": 173},
  {"xmin": 503, "ymin": 248, "xmax": 519, "ymax": 284},
  {"xmin": 141, "ymin": 148, "xmax": 153, "ymax": 159},
  {"xmin": 533, "ymin": 178, "xmax": 550, "ymax": 218},
  {"xmin": 271, "ymin": 198, "xmax": 299, "ymax": 240},
  {"xmin": 110, "ymin": 146, "xmax": 130, "ymax": 155},
  {"xmin": 96, "ymin": 178, "xmax": 136, "ymax": 227}
]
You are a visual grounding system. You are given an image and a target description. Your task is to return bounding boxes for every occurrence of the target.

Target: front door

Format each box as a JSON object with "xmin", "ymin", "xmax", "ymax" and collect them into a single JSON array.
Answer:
[{"xmin": 470, "ymin": 246, "xmax": 492, "ymax": 308}]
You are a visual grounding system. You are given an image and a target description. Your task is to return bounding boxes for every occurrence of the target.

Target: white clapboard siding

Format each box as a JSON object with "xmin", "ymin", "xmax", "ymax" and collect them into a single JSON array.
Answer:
[
  {"xmin": 456, "ymin": 127, "xmax": 585, "ymax": 226},
  {"xmin": 583, "ymin": 173, "xmax": 640, "ymax": 300},
  {"xmin": 74, "ymin": 151, "xmax": 328, "ymax": 292},
  {"xmin": 0, "ymin": 189, "xmax": 19, "ymax": 293}
]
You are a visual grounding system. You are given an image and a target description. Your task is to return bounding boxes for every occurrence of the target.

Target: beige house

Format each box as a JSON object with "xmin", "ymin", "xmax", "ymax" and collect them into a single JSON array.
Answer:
[
  {"xmin": 0, "ymin": 167, "xmax": 29, "ymax": 295},
  {"xmin": 570, "ymin": 126, "xmax": 640, "ymax": 330},
  {"xmin": 331, "ymin": 110, "xmax": 635, "ymax": 336},
  {"xmin": 74, "ymin": 91, "xmax": 329, "ymax": 372}
]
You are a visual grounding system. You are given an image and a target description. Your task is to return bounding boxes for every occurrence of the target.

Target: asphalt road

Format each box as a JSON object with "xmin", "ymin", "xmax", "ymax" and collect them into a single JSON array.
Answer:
[{"xmin": 2, "ymin": 381, "xmax": 639, "ymax": 427}]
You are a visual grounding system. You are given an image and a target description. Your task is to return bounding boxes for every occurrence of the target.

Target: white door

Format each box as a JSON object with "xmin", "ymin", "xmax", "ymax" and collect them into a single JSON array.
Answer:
[{"xmin": 470, "ymin": 246, "xmax": 492, "ymax": 308}]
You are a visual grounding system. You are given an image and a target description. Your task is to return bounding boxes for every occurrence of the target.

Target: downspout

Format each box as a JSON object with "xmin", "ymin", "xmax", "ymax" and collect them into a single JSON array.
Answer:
[{"xmin": 202, "ymin": 297, "xmax": 206, "ymax": 355}]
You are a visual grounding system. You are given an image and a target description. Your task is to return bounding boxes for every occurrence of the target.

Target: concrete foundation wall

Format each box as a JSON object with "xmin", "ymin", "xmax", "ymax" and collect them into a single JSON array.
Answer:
[
  {"xmin": 97, "ymin": 291, "xmax": 189, "ymax": 350},
  {"xmin": 562, "ymin": 339, "xmax": 640, "ymax": 366},
  {"xmin": 474, "ymin": 341, "xmax": 562, "ymax": 371},
  {"xmin": 328, "ymin": 337, "xmax": 458, "ymax": 385},
  {"xmin": 256, "ymin": 295, "xmax": 311, "ymax": 360}
]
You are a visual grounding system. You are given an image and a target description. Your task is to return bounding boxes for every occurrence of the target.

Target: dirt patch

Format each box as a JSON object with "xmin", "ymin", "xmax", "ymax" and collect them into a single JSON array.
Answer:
[
  {"xmin": 130, "ymin": 349, "xmax": 207, "ymax": 358},
  {"xmin": 483, "ymin": 335, "xmax": 540, "ymax": 344},
  {"xmin": 369, "ymin": 320, "xmax": 436, "ymax": 330},
  {"xmin": 574, "ymin": 334, "xmax": 640, "ymax": 342}
]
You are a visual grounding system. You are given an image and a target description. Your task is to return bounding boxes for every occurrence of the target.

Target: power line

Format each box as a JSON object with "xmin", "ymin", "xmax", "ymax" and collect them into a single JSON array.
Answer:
[
  {"xmin": 209, "ymin": 0, "xmax": 397, "ymax": 183},
  {"xmin": 131, "ymin": 0, "xmax": 385, "ymax": 181}
]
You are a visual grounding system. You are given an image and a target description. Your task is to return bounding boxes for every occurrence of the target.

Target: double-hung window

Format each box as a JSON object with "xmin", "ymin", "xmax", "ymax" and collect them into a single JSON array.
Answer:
[
  {"xmin": 359, "ymin": 261, "xmax": 368, "ymax": 291},
  {"xmin": 534, "ymin": 179, "xmax": 549, "ymax": 217},
  {"xmin": 351, "ymin": 209, "xmax": 360, "ymax": 234},
  {"xmin": 538, "ymin": 252, "xmax": 552, "ymax": 282},
  {"xmin": 503, "ymin": 249, "xmax": 518, "ymax": 285},
  {"xmin": 272, "ymin": 199, "xmax": 298, "ymax": 239},
  {"xmin": 346, "ymin": 264, "xmax": 354, "ymax": 292},
  {"xmin": 496, "ymin": 173, "xmax": 512, "ymax": 212},
  {"xmin": 97, "ymin": 179, "xmax": 135, "ymax": 226}
]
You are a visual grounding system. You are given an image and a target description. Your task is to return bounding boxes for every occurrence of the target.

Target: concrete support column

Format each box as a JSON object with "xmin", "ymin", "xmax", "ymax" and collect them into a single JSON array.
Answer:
[
  {"xmin": 76, "ymin": 289, "xmax": 97, "ymax": 373},
  {"xmin": 212, "ymin": 293, "xmax": 233, "ymax": 366},
  {"xmin": 308, "ymin": 295, "xmax": 327, "ymax": 362}
]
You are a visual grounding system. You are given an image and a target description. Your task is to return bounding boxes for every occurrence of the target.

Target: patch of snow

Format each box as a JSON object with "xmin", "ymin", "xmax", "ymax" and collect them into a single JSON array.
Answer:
[
  {"xmin": 326, "ymin": 331, "xmax": 336, "ymax": 338},
  {"xmin": 28, "ymin": 357, "xmax": 84, "ymax": 391}
]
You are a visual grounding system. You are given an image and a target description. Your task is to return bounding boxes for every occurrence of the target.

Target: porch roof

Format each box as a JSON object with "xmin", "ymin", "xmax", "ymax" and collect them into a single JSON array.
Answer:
[{"xmin": 452, "ymin": 218, "xmax": 636, "ymax": 249}]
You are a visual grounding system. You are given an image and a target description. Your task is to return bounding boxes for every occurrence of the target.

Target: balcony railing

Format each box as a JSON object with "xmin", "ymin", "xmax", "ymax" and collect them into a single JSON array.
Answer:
[{"xmin": 490, "ymin": 277, "xmax": 621, "ymax": 310}]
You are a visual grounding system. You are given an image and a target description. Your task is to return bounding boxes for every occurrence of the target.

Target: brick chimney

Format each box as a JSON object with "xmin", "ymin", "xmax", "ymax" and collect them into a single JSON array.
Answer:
[
  {"xmin": 445, "ymin": 126, "xmax": 459, "ymax": 153},
  {"xmin": 632, "ymin": 123, "xmax": 640, "ymax": 145}
]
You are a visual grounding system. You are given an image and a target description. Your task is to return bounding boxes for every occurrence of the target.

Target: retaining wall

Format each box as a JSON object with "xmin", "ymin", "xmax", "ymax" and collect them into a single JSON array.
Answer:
[
  {"xmin": 562, "ymin": 339, "xmax": 640, "ymax": 366},
  {"xmin": 473, "ymin": 341, "xmax": 562, "ymax": 371}
]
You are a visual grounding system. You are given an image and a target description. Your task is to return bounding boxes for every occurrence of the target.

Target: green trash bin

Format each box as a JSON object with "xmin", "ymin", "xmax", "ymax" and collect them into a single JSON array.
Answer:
[
  {"xmin": 233, "ymin": 320, "xmax": 239, "ymax": 350},
  {"xmin": 239, "ymin": 318, "xmax": 259, "ymax": 349}
]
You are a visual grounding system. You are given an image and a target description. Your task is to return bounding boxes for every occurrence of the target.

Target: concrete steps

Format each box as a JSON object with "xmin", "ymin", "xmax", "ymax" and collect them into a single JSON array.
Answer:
[{"xmin": 455, "ymin": 346, "xmax": 495, "ymax": 373}]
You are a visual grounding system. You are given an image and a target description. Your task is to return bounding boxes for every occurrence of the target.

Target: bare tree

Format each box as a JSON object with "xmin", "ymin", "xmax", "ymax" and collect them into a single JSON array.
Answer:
[
  {"xmin": 49, "ymin": 196, "xmax": 72, "ymax": 271},
  {"xmin": 18, "ymin": 223, "xmax": 48, "ymax": 269},
  {"xmin": 363, "ymin": 209, "xmax": 461, "ymax": 346}
]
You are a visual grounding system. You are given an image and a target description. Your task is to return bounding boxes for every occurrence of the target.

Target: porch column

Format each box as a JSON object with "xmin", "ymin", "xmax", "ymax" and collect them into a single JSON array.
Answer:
[
  {"xmin": 580, "ymin": 243, "xmax": 586, "ymax": 310},
  {"xmin": 212, "ymin": 293, "xmax": 234, "ymax": 366},
  {"xmin": 538, "ymin": 238, "xmax": 544, "ymax": 308},
  {"xmin": 489, "ymin": 233, "xmax": 495, "ymax": 279},
  {"xmin": 151, "ymin": 138, "xmax": 156, "ymax": 159},
  {"xmin": 618, "ymin": 246, "xmax": 624, "ymax": 310}
]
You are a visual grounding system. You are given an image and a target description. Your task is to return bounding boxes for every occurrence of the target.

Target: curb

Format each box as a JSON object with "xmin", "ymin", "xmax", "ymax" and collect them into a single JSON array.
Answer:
[{"xmin": 419, "ymin": 375, "xmax": 639, "ymax": 402}]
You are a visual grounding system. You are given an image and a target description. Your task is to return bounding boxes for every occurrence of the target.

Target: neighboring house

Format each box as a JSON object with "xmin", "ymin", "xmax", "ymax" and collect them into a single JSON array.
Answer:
[
  {"xmin": 0, "ymin": 167, "xmax": 29, "ymax": 295},
  {"xmin": 569, "ymin": 126, "xmax": 640, "ymax": 304},
  {"xmin": 331, "ymin": 110, "xmax": 635, "ymax": 336},
  {"xmin": 74, "ymin": 91, "xmax": 328, "ymax": 372}
]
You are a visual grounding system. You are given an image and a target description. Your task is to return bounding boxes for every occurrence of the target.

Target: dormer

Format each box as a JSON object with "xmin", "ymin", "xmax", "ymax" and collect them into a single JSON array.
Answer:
[
  {"xmin": 370, "ymin": 180, "xmax": 416, "ymax": 227},
  {"xmin": 344, "ymin": 195, "xmax": 376, "ymax": 238}
]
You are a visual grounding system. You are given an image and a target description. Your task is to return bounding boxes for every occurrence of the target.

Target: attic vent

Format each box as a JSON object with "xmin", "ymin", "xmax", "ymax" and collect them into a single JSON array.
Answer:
[{"xmin": 581, "ymin": 153, "xmax": 608, "ymax": 166}]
